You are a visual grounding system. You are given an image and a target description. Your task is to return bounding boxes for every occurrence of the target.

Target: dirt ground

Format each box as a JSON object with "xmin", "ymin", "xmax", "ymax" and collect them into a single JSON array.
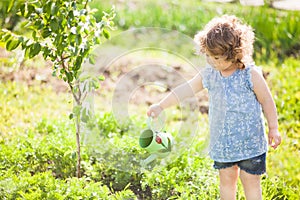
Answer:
[{"xmin": 0, "ymin": 48, "xmax": 209, "ymax": 114}]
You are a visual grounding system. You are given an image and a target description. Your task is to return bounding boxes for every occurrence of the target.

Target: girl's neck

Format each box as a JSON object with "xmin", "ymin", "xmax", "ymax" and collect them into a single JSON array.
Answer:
[{"xmin": 220, "ymin": 64, "xmax": 238, "ymax": 77}]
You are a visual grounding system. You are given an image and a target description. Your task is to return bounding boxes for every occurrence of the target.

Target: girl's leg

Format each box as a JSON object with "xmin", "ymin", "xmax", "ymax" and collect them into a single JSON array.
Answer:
[
  {"xmin": 239, "ymin": 170, "xmax": 262, "ymax": 200},
  {"xmin": 219, "ymin": 165, "xmax": 239, "ymax": 200}
]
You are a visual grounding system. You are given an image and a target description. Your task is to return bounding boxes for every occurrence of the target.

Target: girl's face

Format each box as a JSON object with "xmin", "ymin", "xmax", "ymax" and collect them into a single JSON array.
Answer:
[{"xmin": 206, "ymin": 54, "xmax": 234, "ymax": 71}]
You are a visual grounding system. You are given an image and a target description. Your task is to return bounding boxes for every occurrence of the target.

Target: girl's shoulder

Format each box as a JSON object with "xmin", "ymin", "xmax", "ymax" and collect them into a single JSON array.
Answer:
[
  {"xmin": 243, "ymin": 64, "xmax": 263, "ymax": 90},
  {"xmin": 245, "ymin": 64, "xmax": 263, "ymax": 75},
  {"xmin": 201, "ymin": 65, "xmax": 218, "ymax": 76},
  {"xmin": 200, "ymin": 65, "xmax": 217, "ymax": 90}
]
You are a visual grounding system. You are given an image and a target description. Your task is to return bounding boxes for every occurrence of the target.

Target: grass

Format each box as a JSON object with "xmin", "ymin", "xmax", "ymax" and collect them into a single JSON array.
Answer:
[{"xmin": 0, "ymin": 81, "xmax": 71, "ymax": 136}]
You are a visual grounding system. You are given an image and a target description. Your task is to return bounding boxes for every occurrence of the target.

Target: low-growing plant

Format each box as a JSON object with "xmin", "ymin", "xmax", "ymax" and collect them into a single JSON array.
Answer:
[
  {"xmin": 139, "ymin": 154, "xmax": 219, "ymax": 199},
  {"xmin": 88, "ymin": 112, "xmax": 133, "ymax": 138},
  {"xmin": 0, "ymin": 170, "xmax": 136, "ymax": 200},
  {"xmin": 0, "ymin": 119, "xmax": 76, "ymax": 178}
]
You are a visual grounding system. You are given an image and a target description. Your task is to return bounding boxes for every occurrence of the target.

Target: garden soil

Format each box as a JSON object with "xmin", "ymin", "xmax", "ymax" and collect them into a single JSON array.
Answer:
[{"xmin": 0, "ymin": 48, "xmax": 209, "ymax": 114}]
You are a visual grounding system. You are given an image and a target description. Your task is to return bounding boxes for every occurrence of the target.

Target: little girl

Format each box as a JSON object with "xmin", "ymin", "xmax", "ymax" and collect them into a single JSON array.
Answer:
[{"xmin": 147, "ymin": 15, "xmax": 281, "ymax": 199}]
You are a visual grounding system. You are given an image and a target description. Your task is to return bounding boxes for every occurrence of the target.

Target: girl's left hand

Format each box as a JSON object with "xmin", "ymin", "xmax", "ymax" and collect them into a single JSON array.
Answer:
[{"xmin": 268, "ymin": 129, "xmax": 281, "ymax": 149}]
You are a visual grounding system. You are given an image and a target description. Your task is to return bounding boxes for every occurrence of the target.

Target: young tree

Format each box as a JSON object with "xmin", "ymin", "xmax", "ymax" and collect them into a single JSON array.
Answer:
[{"xmin": 0, "ymin": 0, "xmax": 115, "ymax": 178}]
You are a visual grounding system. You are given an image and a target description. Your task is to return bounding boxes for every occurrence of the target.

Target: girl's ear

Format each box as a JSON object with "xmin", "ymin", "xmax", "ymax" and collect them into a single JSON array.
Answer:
[
  {"xmin": 234, "ymin": 48, "xmax": 243, "ymax": 62},
  {"xmin": 234, "ymin": 48, "xmax": 242, "ymax": 54},
  {"xmin": 236, "ymin": 59, "xmax": 245, "ymax": 69}
]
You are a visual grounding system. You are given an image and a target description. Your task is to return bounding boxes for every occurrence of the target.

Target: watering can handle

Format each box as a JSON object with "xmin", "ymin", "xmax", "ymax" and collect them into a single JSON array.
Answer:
[
  {"xmin": 146, "ymin": 117, "xmax": 153, "ymax": 130},
  {"xmin": 147, "ymin": 116, "xmax": 164, "ymax": 132}
]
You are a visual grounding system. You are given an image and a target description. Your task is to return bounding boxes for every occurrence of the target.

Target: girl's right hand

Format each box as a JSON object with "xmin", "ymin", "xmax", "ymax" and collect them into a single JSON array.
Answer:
[{"xmin": 147, "ymin": 104, "xmax": 163, "ymax": 118}]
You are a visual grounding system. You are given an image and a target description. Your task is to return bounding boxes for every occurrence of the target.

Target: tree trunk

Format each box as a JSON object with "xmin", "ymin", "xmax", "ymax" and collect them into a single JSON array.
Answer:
[
  {"xmin": 76, "ymin": 114, "xmax": 81, "ymax": 178},
  {"xmin": 70, "ymin": 83, "xmax": 82, "ymax": 178}
]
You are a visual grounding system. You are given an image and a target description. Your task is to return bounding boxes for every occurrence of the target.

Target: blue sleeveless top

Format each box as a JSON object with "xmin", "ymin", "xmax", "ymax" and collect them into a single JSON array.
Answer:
[{"xmin": 201, "ymin": 65, "xmax": 268, "ymax": 162}]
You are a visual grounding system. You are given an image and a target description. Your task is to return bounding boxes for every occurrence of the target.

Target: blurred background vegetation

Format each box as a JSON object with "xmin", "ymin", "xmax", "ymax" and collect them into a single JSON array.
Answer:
[
  {"xmin": 90, "ymin": 0, "xmax": 300, "ymax": 63},
  {"xmin": 1, "ymin": 0, "xmax": 299, "ymax": 63}
]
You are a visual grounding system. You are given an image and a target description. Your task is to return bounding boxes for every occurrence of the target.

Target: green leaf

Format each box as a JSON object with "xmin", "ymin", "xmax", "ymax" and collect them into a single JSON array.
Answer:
[
  {"xmin": 95, "ymin": 36, "xmax": 101, "ymax": 44},
  {"xmin": 18, "ymin": 36, "xmax": 24, "ymax": 42},
  {"xmin": 0, "ymin": 32, "xmax": 5, "ymax": 40},
  {"xmin": 42, "ymin": 46, "xmax": 51, "ymax": 59},
  {"xmin": 24, "ymin": 44, "xmax": 32, "ymax": 58},
  {"xmin": 74, "ymin": 56, "xmax": 83, "ymax": 71},
  {"xmin": 102, "ymin": 29, "xmax": 110, "ymax": 39},
  {"xmin": 2, "ymin": 33, "xmax": 12, "ymax": 42},
  {"xmin": 52, "ymin": 70, "xmax": 57, "ymax": 77},
  {"xmin": 44, "ymin": 2, "xmax": 52, "ymax": 15},
  {"xmin": 26, "ymin": 4, "xmax": 35, "ymax": 18},
  {"xmin": 32, "ymin": 30, "xmax": 37, "ymax": 40},
  {"xmin": 6, "ymin": 38, "xmax": 21, "ymax": 51},
  {"xmin": 81, "ymin": 108, "xmax": 90, "ymax": 123},
  {"xmin": 80, "ymin": 15, "xmax": 86, "ymax": 22},
  {"xmin": 75, "ymin": 34, "xmax": 82, "ymax": 45},
  {"xmin": 29, "ymin": 43, "xmax": 41, "ymax": 58},
  {"xmin": 91, "ymin": 79, "xmax": 100, "ymax": 89},
  {"xmin": 50, "ymin": 19, "xmax": 59, "ymax": 32},
  {"xmin": 41, "ymin": 28, "xmax": 51, "ymax": 38},
  {"xmin": 7, "ymin": 0, "xmax": 15, "ymax": 13},
  {"xmin": 68, "ymin": 10, "xmax": 74, "ymax": 19},
  {"xmin": 89, "ymin": 55, "xmax": 95, "ymax": 64},
  {"xmin": 65, "ymin": 72, "xmax": 74, "ymax": 83},
  {"xmin": 69, "ymin": 113, "xmax": 74, "ymax": 120},
  {"xmin": 33, "ymin": 20, "xmax": 43, "ymax": 30},
  {"xmin": 73, "ymin": 106, "xmax": 81, "ymax": 117},
  {"xmin": 54, "ymin": 34, "xmax": 63, "ymax": 46},
  {"xmin": 20, "ymin": 4, "xmax": 25, "ymax": 16},
  {"xmin": 98, "ymin": 75, "xmax": 105, "ymax": 81},
  {"xmin": 51, "ymin": 3, "xmax": 59, "ymax": 15},
  {"xmin": 21, "ymin": 39, "xmax": 29, "ymax": 50}
]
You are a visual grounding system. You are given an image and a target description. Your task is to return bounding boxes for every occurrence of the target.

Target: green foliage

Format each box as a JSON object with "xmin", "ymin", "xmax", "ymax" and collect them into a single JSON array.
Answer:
[
  {"xmin": 140, "ymin": 154, "xmax": 219, "ymax": 199},
  {"xmin": 244, "ymin": 8, "xmax": 300, "ymax": 62},
  {"xmin": 0, "ymin": 115, "xmax": 137, "ymax": 198},
  {"xmin": 265, "ymin": 58, "xmax": 300, "ymax": 188},
  {"xmin": 90, "ymin": 112, "xmax": 132, "ymax": 137},
  {"xmin": 92, "ymin": 0, "xmax": 300, "ymax": 64},
  {"xmin": 82, "ymin": 118, "xmax": 144, "ymax": 192},
  {"xmin": 269, "ymin": 58, "xmax": 300, "ymax": 128},
  {"xmin": 0, "ymin": 119, "xmax": 76, "ymax": 178},
  {"xmin": 0, "ymin": 170, "xmax": 136, "ymax": 199},
  {"xmin": 262, "ymin": 176, "xmax": 300, "ymax": 200}
]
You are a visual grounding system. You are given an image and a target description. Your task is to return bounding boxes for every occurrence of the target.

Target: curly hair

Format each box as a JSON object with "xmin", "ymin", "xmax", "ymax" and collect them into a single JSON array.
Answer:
[{"xmin": 194, "ymin": 15, "xmax": 254, "ymax": 69}]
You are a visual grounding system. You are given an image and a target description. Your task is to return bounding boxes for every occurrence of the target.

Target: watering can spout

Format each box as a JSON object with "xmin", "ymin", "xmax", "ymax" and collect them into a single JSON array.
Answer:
[{"xmin": 140, "ymin": 154, "xmax": 158, "ymax": 167}]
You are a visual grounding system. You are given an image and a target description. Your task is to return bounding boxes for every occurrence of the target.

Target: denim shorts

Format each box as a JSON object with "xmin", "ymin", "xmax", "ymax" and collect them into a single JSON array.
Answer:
[{"xmin": 213, "ymin": 153, "xmax": 266, "ymax": 175}]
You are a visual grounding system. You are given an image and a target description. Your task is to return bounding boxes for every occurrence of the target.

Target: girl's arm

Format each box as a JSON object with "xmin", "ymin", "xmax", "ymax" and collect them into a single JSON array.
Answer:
[
  {"xmin": 251, "ymin": 68, "xmax": 281, "ymax": 149},
  {"xmin": 147, "ymin": 73, "xmax": 204, "ymax": 117}
]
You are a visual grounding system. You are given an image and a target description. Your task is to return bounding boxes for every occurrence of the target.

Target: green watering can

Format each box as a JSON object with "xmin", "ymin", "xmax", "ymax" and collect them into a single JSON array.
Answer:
[{"xmin": 139, "ymin": 117, "xmax": 173, "ymax": 166}]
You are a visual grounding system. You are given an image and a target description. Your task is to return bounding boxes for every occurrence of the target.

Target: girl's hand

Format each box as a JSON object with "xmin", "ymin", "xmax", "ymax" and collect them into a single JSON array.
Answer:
[
  {"xmin": 147, "ymin": 104, "xmax": 163, "ymax": 118},
  {"xmin": 268, "ymin": 129, "xmax": 281, "ymax": 149}
]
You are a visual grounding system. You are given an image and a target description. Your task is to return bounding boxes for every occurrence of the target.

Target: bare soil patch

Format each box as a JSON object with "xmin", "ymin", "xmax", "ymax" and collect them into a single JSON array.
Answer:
[{"xmin": 0, "ymin": 48, "xmax": 209, "ymax": 114}]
